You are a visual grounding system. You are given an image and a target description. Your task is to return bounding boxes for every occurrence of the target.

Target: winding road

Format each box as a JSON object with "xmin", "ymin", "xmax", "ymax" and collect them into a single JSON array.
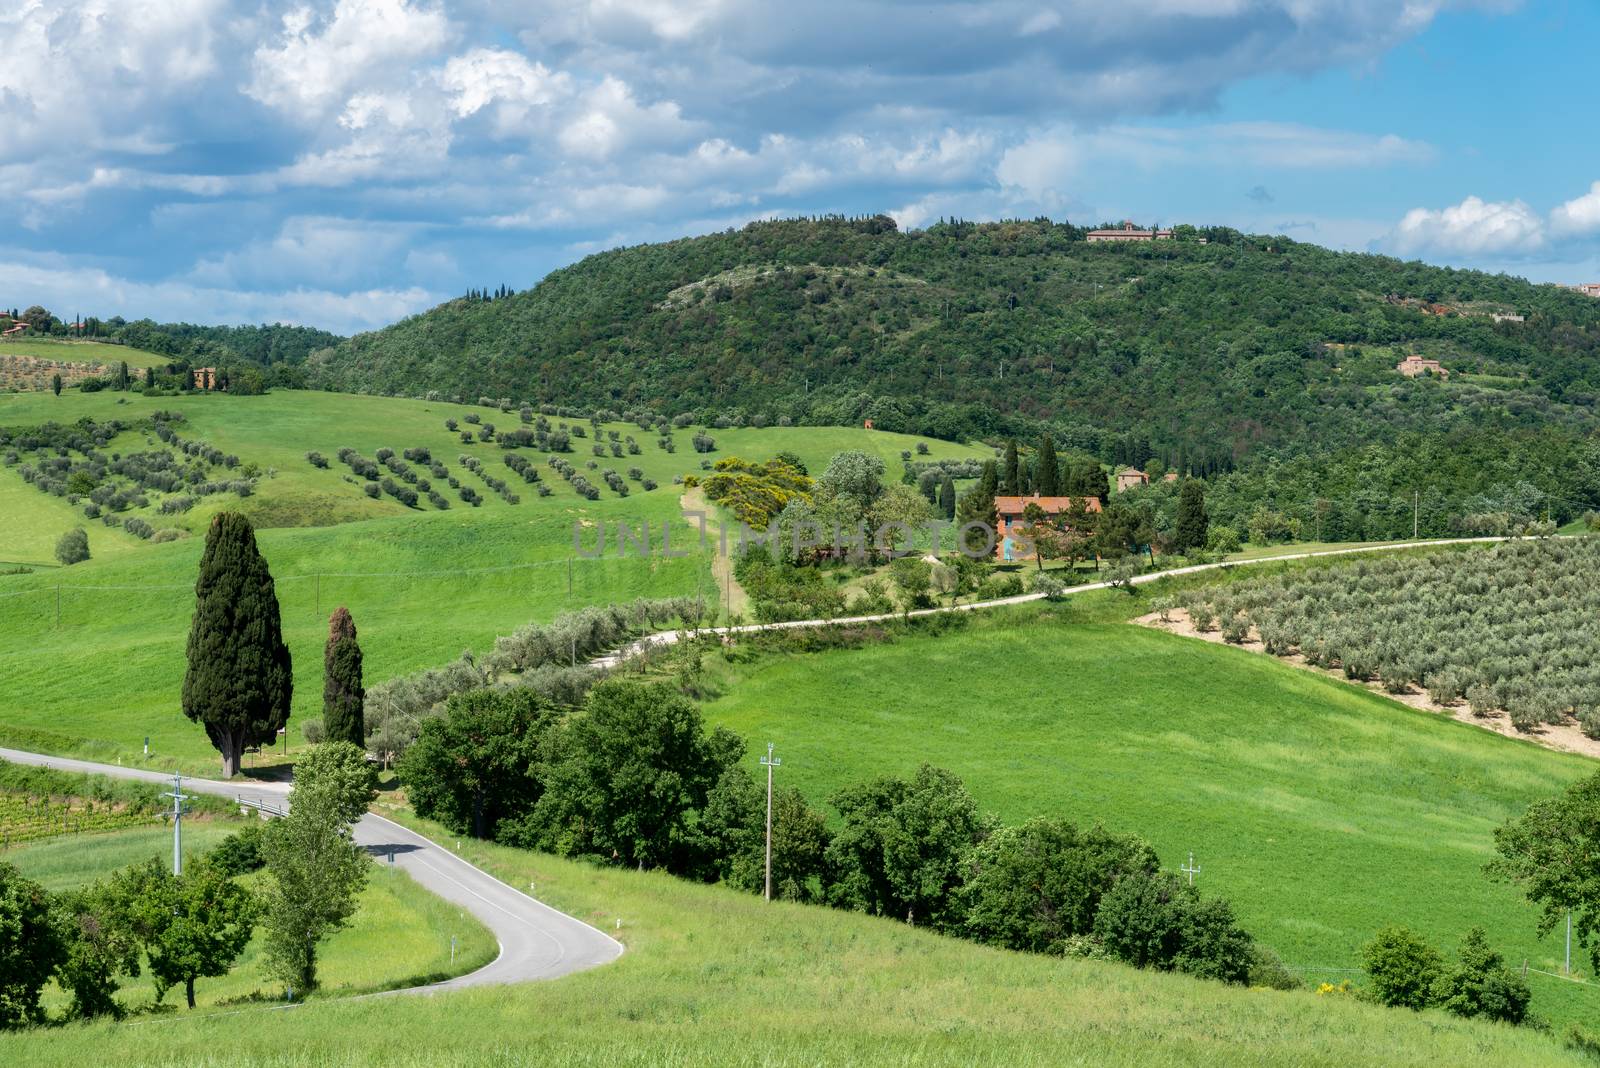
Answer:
[
  {"xmin": 0, "ymin": 746, "xmax": 623, "ymax": 993},
  {"xmin": 0, "ymin": 536, "xmax": 1523, "ymax": 998}
]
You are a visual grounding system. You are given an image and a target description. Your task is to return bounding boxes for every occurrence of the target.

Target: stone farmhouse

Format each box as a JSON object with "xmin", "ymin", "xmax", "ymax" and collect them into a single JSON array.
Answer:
[
  {"xmin": 993, "ymin": 494, "xmax": 1102, "ymax": 562},
  {"xmin": 1115, "ymin": 467, "xmax": 1150, "ymax": 492},
  {"xmin": 1396, "ymin": 354, "xmax": 1449, "ymax": 379}
]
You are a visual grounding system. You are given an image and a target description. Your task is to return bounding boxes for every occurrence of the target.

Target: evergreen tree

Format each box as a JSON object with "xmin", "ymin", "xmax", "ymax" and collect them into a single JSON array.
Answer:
[
  {"xmin": 1035, "ymin": 435, "xmax": 1060, "ymax": 496},
  {"xmin": 1174, "ymin": 480, "xmax": 1209, "ymax": 552},
  {"xmin": 144, "ymin": 367, "xmax": 155, "ymax": 388},
  {"xmin": 181, "ymin": 513, "xmax": 292, "ymax": 777},
  {"xmin": 1001, "ymin": 440, "xmax": 1020, "ymax": 495},
  {"xmin": 116, "ymin": 361, "xmax": 129, "ymax": 391},
  {"xmin": 938, "ymin": 474, "xmax": 956, "ymax": 519},
  {"xmin": 321, "ymin": 607, "xmax": 365, "ymax": 749},
  {"xmin": 51, "ymin": 373, "xmax": 62, "ymax": 397}
]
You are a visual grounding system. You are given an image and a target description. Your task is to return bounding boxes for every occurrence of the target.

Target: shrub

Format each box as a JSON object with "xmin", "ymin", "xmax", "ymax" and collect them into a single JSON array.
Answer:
[
  {"xmin": 55, "ymin": 527, "xmax": 90, "ymax": 565},
  {"xmin": 1430, "ymin": 927, "xmax": 1531, "ymax": 1025},
  {"xmin": 1032, "ymin": 572, "xmax": 1067, "ymax": 600},
  {"xmin": 305, "ymin": 451, "xmax": 328, "ymax": 468},
  {"xmin": 1092, "ymin": 870, "xmax": 1255, "ymax": 984},
  {"xmin": 1362, "ymin": 925, "xmax": 1444, "ymax": 1010}
]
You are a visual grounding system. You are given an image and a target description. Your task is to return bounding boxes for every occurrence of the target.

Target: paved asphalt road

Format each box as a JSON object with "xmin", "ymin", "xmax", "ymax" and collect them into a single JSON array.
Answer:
[{"xmin": 0, "ymin": 746, "xmax": 623, "ymax": 993}]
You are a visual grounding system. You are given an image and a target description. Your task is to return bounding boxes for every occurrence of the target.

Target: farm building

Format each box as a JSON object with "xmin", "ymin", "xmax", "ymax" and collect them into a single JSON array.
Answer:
[
  {"xmin": 993, "ymin": 494, "xmax": 1102, "ymax": 562},
  {"xmin": 1086, "ymin": 222, "xmax": 1174, "ymax": 243},
  {"xmin": 1115, "ymin": 468, "xmax": 1150, "ymax": 492},
  {"xmin": 1396, "ymin": 354, "xmax": 1449, "ymax": 379}
]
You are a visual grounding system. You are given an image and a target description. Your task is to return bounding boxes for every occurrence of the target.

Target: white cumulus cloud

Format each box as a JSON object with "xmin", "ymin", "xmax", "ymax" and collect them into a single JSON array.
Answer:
[{"xmin": 1389, "ymin": 196, "xmax": 1546, "ymax": 256}]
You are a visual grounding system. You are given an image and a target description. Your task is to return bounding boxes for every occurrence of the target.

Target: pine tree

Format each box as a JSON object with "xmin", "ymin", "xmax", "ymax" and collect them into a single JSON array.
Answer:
[
  {"xmin": 181, "ymin": 513, "xmax": 292, "ymax": 777},
  {"xmin": 322, "ymin": 607, "xmax": 365, "ymax": 748},
  {"xmin": 1035, "ymin": 435, "xmax": 1060, "ymax": 496},
  {"xmin": 1175, "ymin": 479, "xmax": 1209, "ymax": 552},
  {"xmin": 938, "ymin": 474, "xmax": 956, "ymax": 519},
  {"xmin": 1001, "ymin": 440, "xmax": 1020, "ymax": 495}
]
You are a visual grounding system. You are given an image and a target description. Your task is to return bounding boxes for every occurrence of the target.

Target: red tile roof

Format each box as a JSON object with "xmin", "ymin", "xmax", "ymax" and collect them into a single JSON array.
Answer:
[{"xmin": 993, "ymin": 494, "xmax": 1102, "ymax": 514}]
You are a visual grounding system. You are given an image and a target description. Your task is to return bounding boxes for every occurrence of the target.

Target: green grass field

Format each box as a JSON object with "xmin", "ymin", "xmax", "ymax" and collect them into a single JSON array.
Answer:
[
  {"xmin": 0, "ymin": 388, "xmax": 986, "ymax": 537},
  {"xmin": 0, "ymin": 389, "xmax": 985, "ymax": 771},
  {"xmin": 0, "ymin": 338, "xmax": 172, "ymax": 369},
  {"xmin": 0, "ymin": 810, "xmax": 1585, "ymax": 1067},
  {"xmin": 3, "ymin": 821, "xmax": 496, "ymax": 1012},
  {"xmin": 699, "ymin": 608, "xmax": 1600, "ymax": 1029}
]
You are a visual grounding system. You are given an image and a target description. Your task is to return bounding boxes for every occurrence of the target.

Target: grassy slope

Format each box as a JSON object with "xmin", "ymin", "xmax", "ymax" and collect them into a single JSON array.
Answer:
[
  {"xmin": 700, "ymin": 610, "xmax": 1600, "ymax": 1028},
  {"xmin": 0, "ymin": 339, "xmax": 172, "ymax": 369},
  {"xmin": 0, "ymin": 389, "xmax": 985, "ymax": 769},
  {"xmin": 3, "ymin": 822, "xmax": 496, "ymax": 1011},
  {"xmin": 0, "ymin": 816, "xmax": 1584, "ymax": 1067}
]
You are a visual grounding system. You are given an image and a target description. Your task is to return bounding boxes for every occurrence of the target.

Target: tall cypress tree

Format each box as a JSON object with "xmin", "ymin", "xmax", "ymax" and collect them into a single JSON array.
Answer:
[
  {"xmin": 322, "ymin": 607, "xmax": 365, "ymax": 748},
  {"xmin": 1175, "ymin": 479, "xmax": 1210, "ymax": 552},
  {"xmin": 937, "ymin": 474, "xmax": 956, "ymax": 520},
  {"xmin": 182, "ymin": 513, "xmax": 292, "ymax": 777},
  {"xmin": 1001, "ymin": 440, "xmax": 1020, "ymax": 495},
  {"xmin": 1035, "ymin": 435, "xmax": 1060, "ymax": 496}
]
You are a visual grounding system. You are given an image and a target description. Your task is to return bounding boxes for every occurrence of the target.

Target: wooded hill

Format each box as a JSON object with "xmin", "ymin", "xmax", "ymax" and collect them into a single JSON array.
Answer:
[{"xmin": 307, "ymin": 216, "xmax": 1600, "ymax": 472}]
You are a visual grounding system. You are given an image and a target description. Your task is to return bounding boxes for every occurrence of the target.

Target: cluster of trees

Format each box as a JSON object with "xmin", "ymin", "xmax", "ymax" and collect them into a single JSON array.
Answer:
[
  {"xmin": 1, "ymin": 414, "xmax": 254, "ymax": 531},
  {"xmin": 306, "ymin": 216, "xmax": 1600, "ymax": 476},
  {"xmin": 1362, "ymin": 926, "xmax": 1530, "ymax": 1025},
  {"xmin": 1178, "ymin": 540, "xmax": 1600, "ymax": 735},
  {"xmin": 361, "ymin": 595, "xmax": 705, "ymax": 765},
  {"xmin": 0, "ymin": 743, "xmax": 375, "ymax": 1027},
  {"xmin": 699, "ymin": 453, "xmax": 813, "ymax": 527},
  {"xmin": 399, "ymin": 680, "xmax": 1269, "ymax": 986}
]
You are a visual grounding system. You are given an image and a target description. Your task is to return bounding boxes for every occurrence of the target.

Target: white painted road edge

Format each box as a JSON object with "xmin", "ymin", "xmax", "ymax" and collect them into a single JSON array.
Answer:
[
  {"xmin": 593, "ymin": 536, "xmax": 1519, "ymax": 667},
  {"xmin": 0, "ymin": 746, "xmax": 624, "ymax": 995}
]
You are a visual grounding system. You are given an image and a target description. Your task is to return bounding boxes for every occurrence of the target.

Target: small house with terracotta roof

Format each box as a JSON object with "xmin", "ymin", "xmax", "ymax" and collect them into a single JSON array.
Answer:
[
  {"xmin": 193, "ymin": 366, "xmax": 220, "ymax": 391},
  {"xmin": 993, "ymin": 494, "xmax": 1102, "ymax": 562},
  {"xmin": 1115, "ymin": 467, "xmax": 1149, "ymax": 492}
]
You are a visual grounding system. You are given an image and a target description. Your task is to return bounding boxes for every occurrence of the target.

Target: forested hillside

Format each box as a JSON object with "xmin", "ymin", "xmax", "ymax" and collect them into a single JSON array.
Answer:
[{"xmin": 308, "ymin": 216, "xmax": 1600, "ymax": 474}]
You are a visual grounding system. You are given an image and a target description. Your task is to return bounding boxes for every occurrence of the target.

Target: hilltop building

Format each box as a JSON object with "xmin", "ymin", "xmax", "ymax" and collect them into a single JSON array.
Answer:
[
  {"xmin": 1572, "ymin": 283, "xmax": 1600, "ymax": 298},
  {"xmin": 993, "ymin": 494, "xmax": 1102, "ymax": 562},
  {"xmin": 193, "ymin": 366, "xmax": 220, "ymax": 390},
  {"xmin": 1396, "ymin": 354, "xmax": 1449, "ymax": 379},
  {"xmin": 1086, "ymin": 222, "xmax": 1174, "ymax": 243}
]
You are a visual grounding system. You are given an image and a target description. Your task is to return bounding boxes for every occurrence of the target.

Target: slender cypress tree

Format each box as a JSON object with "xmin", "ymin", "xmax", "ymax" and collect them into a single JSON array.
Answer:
[
  {"xmin": 1035, "ymin": 435, "xmax": 1060, "ymax": 496},
  {"xmin": 1175, "ymin": 479, "xmax": 1210, "ymax": 552},
  {"xmin": 322, "ymin": 607, "xmax": 365, "ymax": 748},
  {"xmin": 1001, "ymin": 440, "xmax": 1020, "ymax": 495},
  {"xmin": 181, "ymin": 513, "xmax": 292, "ymax": 777},
  {"xmin": 938, "ymin": 474, "xmax": 956, "ymax": 520}
]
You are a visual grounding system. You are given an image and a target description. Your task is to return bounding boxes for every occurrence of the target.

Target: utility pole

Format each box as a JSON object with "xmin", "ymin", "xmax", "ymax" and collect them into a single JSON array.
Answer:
[
  {"xmin": 1566, "ymin": 911, "xmax": 1572, "ymax": 976},
  {"xmin": 314, "ymin": 573, "xmax": 320, "ymax": 617},
  {"xmin": 1413, "ymin": 489, "xmax": 1420, "ymax": 540},
  {"xmin": 1180, "ymin": 850, "xmax": 1201, "ymax": 886},
  {"xmin": 162, "ymin": 773, "xmax": 190, "ymax": 876},
  {"xmin": 760, "ymin": 742, "xmax": 781, "ymax": 902}
]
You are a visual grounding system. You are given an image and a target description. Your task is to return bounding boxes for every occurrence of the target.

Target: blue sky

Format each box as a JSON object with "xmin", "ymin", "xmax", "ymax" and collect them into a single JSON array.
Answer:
[{"xmin": 2, "ymin": 0, "xmax": 1597, "ymax": 335}]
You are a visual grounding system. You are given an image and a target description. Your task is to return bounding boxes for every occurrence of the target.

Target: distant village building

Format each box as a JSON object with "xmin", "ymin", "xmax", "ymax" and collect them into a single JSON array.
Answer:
[
  {"xmin": 1573, "ymin": 283, "xmax": 1600, "ymax": 298},
  {"xmin": 193, "ymin": 366, "xmax": 220, "ymax": 391},
  {"xmin": 1162, "ymin": 471, "xmax": 1179, "ymax": 483},
  {"xmin": 1, "ymin": 321, "xmax": 29, "ymax": 338},
  {"xmin": 1491, "ymin": 312, "xmax": 1525, "ymax": 323},
  {"xmin": 1115, "ymin": 467, "xmax": 1150, "ymax": 492},
  {"xmin": 1086, "ymin": 222, "xmax": 1174, "ymax": 243},
  {"xmin": 1396, "ymin": 354, "xmax": 1449, "ymax": 379},
  {"xmin": 993, "ymin": 494, "xmax": 1102, "ymax": 562},
  {"xmin": 862, "ymin": 419, "xmax": 873, "ymax": 430}
]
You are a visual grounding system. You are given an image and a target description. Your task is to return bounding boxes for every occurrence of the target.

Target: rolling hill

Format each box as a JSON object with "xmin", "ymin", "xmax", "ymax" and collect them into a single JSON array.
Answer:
[{"xmin": 307, "ymin": 217, "xmax": 1600, "ymax": 473}]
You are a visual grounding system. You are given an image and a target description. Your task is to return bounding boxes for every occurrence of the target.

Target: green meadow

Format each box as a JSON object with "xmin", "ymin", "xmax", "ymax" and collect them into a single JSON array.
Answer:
[
  {"xmin": 0, "ymin": 338, "xmax": 173, "ymax": 369},
  {"xmin": 0, "ymin": 388, "xmax": 984, "ymax": 770},
  {"xmin": 0, "ymin": 810, "xmax": 1585, "ymax": 1067},
  {"xmin": 0, "ymin": 388, "xmax": 986, "ymax": 537},
  {"xmin": 2, "ymin": 820, "xmax": 496, "ymax": 1013},
  {"xmin": 700, "ymin": 607, "xmax": 1600, "ymax": 1029}
]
